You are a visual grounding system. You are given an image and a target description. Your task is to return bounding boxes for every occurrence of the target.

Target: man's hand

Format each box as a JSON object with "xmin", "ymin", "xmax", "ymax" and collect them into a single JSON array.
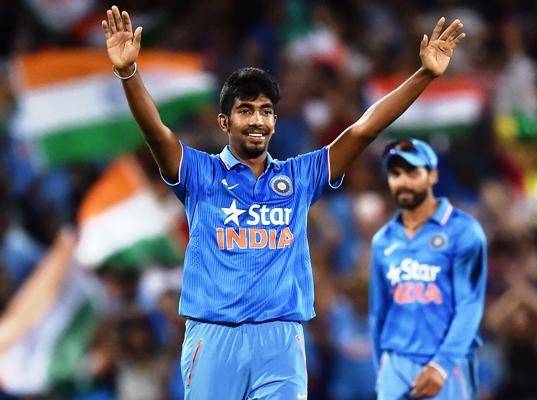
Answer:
[
  {"xmin": 420, "ymin": 17, "xmax": 465, "ymax": 78},
  {"xmin": 411, "ymin": 364, "xmax": 446, "ymax": 398},
  {"xmin": 102, "ymin": 5, "xmax": 142, "ymax": 71}
]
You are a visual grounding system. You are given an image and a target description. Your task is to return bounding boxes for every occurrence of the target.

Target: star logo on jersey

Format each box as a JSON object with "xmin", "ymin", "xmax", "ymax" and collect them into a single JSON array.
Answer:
[
  {"xmin": 221, "ymin": 199, "xmax": 246, "ymax": 227},
  {"xmin": 386, "ymin": 264, "xmax": 402, "ymax": 285}
]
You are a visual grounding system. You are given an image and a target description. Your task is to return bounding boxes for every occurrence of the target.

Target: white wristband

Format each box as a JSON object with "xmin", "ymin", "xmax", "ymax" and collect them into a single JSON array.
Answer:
[{"xmin": 112, "ymin": 62, "xmax": 137, "ymax": 80}]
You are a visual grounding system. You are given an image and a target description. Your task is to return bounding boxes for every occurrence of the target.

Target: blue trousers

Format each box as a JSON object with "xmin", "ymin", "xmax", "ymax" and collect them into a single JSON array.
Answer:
[
  {"xmin": 181, "ymin": 319, "xmax": 308, "ymax": 399},
  {"xmin": 376, "ymin": 352, "xmax": 478, "ymax": 400}
]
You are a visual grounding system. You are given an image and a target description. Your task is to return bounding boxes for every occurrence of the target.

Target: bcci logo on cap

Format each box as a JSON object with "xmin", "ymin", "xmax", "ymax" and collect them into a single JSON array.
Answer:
[{"xmin": 270, "ymin": 175, "xmax": 293, "ymax": 196}]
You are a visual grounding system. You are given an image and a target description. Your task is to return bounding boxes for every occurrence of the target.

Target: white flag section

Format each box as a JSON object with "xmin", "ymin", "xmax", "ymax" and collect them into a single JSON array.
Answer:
[
  {"xmin": 0, "ymin": 230, "xmax": 101, "ymax": 395},
  {"xmin": 75, "ymin": 156, "xmax": 183, "ymax": 270},
  {"xmin": 366, "ymin": 74, "xmax": 484, "ymax": 135},
  {"xmin": 11, "ymin": 49, "xmax": 215, "ymax": 167}
]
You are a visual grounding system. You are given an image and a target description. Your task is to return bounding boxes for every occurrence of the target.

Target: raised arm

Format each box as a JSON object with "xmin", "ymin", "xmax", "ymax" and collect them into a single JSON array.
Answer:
[
  {"xmin": 102, "ymin": 6, "xmax": 182, "ymax": 181},
  {"xmin": 328, "ymin": 17, "xmax": 465, "ymax": 179}
]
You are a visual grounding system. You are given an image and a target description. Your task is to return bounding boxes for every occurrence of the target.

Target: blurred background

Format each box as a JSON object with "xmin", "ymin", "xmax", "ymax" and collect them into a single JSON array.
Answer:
[{"xmin": 0, "ymin": 0, "xmax": 536, "ymax": 399}]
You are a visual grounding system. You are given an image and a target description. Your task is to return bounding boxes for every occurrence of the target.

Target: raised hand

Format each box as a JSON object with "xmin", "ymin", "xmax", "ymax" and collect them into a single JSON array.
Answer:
[
  {"xmin": 102, "ymin": 6, "xmax": 142, "ymax": 70},
  {"xmin": 420, "ymin": 17, "xmax": 465, "ymax": 78}
]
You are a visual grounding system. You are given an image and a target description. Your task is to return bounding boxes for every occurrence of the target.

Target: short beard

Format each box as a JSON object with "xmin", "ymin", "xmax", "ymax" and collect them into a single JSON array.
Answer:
[
  {"xmin": 239, "ymin": 141, "xmax": 266, "ymax": 159},
  {"xmin": 394, "ymin": 189, "xmax": 428, "ymax": 210}
]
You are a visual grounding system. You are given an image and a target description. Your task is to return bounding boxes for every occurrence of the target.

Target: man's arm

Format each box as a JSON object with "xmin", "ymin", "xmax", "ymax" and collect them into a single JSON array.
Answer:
[
  {"xmin": 328, "ymin": 17, "xmax": 465, "ymax": 180},
  {"xmin": 102, "ymin": 6, "xmax": 181, "ymax": 181},
  {"xmin": 368, "ymin": 239, "xmax": 391, "ymax": 371},
  {"xmin": 412, "ymin": 220, "xmax": 487, "ymax": 398}
]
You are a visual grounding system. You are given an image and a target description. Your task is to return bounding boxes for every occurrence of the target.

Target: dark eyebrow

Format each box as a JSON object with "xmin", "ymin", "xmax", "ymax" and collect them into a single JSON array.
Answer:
[{"xmin": 234, "ymin": 100, "xmax": 274, "ymax": 109}]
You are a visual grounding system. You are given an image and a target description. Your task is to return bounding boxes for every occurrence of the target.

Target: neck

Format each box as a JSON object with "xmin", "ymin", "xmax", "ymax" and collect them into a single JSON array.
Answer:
[
  {"xmin": 401, "ymin": 195, "xmax": 438, "ymax": 230},
  {"xmin": 230, "ymin": 148, "xmax": 268, "ymax": 178}
]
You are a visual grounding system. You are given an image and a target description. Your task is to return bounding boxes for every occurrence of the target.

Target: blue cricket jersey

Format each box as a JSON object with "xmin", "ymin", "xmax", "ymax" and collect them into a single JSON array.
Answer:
[
  {"xmin": 163, "ymin": 143, "xmax": 342, "ymax": 323},
  {"xmin": 369, "ymin": 198, "xmax": 487, "ymax": 375}
]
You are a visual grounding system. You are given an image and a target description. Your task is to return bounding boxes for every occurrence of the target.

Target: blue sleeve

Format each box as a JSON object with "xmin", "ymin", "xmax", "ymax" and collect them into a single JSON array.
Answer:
[
  {"xmin": 368, "ymin": 236, "xmax": 391, "ymax": 371},
  {"xmin": 430, "ymin": 219, "xmax": 487, "ymax": 374},
  {"xmin": 292, "ymin": 146, "xmax": 343, "ymax": 204},
  {"xmin": 160, "ymin": 142, "xmax": 213, "ymax": 204}
]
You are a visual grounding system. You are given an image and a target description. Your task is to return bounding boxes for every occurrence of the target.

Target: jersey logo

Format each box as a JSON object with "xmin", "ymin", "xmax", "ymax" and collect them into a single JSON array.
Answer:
[
  {"xmin": 221, "ymin": 199, "xmax": 246, "ymax": 226},
  {"xmin": 218, "ymin": 200, "xmax": 294, "ymax": 250},
  {"xmin": 429, "ymin": 233, "xmax": 448, "ymax": 250},
  {"xmin": 386, "ymin": 258, "xmax": 443, "ymax": 304},
  {"xmin": 384, "ymin": 241, "xmax": 402, "ymax": 256},
  {"xmin": 221, "ymin": 179, "xmax": 239, "ymax": 190},
  {"xmin": 270, "ymin": 175, "xmax": 293, "ymax": 196},
  {"xmin": 386, "ymin": 258, "xmax": 441, "ymax": 285}
]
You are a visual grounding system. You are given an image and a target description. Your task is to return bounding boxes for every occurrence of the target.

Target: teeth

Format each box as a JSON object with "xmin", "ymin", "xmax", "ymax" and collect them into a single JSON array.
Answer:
[{"xmin": 248, "ymin": 133, "xmax": 263, "ymax": 137}]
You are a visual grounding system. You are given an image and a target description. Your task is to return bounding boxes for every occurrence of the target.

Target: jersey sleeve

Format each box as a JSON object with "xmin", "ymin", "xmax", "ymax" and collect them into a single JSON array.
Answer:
[
  {"xmin": 430, "ymin": 218, "xmax": 487, "ymax": 375},
  {"xmin": 292, "ymin": 146, "xmax": 344, "ymax": 204},
  {"xmin": 368, "ymin": 233, "xmax": 391, "ymax": 371},
  {"xmin": 160, "ymin": 142, "xmax": 213, "ymax": 204}
]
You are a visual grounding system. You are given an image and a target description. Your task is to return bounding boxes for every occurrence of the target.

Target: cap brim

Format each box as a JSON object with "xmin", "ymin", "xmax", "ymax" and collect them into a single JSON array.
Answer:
[{"xmin": 383, "ymin": 151, "xmax": 429, "ymax": 170}]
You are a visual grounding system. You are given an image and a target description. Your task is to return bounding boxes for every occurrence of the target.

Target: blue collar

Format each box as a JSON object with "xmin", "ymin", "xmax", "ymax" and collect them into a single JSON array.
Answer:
[
  {"xmin": 393, "ymin": 197, "xmax": 453, "ymax": 227},
  {"xmin": 219, "ymin": 145, "xmax": 276, "ymax": 172},
  {"xmin": 430, "ymin": 197, "xmax": 453, "ymax": 225}
]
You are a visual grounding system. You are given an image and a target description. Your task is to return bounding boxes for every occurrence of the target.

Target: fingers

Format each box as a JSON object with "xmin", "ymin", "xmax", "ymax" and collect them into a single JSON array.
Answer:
[
  {"xmin": 102, "ymin": 20, "xmax": 111, "ymax": 39},
  {"xmin": 452, "ymin": 32, "xmax": 466, "ymax": 46},
  {"xmin": 112, "ymin": 6, "xmax": 124, "ymax": 32},
  {"xmin": 107, "ymin": 9, "xmax": 116, "ymax": 33},
  {"xmin": 439, "ymin": 18, "xmax": 463, "ymax": 41},
  {"xmin": 420, "ymin": 34, "xmax": 428, "ymax": 52},
  {"xmin": 412, "ymin": 379, "xmax": 439, "ymax": 398},
  {"xmin": 430, "ymin": 17, "xmax": 445, "ymax": 41},
  {"xmin": 122, "ymin": 11, "xmax": 132, "ymax": 34},
  {"xmin": 105, "ymin": 6, "xmax": 131, "ymax": 34},
  {"xmin": 133, "ymin": 26, "xmax": 143, "ymax": 48}
]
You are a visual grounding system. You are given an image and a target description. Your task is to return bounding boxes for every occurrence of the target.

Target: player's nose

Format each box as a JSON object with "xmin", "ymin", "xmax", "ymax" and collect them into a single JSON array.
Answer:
[{"xmin": 249, "ymin": 111, "xmax": 263, "ymax": 126}]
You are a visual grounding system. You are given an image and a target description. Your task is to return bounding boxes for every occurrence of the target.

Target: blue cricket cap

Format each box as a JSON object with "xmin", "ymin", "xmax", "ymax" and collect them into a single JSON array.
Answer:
[{"xmin": 382, "ymin": 138, "xmax": 438, "ymax": 170}]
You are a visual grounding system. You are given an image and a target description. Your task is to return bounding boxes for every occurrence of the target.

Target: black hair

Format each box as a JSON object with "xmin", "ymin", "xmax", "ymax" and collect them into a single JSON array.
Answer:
[{"xmin": 219, "ymin": 67, "xmax": 280, "ymax": 116}]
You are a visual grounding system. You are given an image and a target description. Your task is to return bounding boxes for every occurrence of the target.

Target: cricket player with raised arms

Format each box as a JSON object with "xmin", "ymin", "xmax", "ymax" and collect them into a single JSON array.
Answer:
[{"xmin": 102, "ymin": 5, "xmax": 466, "ymax": 399}]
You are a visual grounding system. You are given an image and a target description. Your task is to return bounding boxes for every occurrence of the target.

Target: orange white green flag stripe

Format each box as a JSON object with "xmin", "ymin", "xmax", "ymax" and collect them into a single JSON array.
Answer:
[
  {"xmin": 74, "ymin": 155, "xmax": 183, "ymax": 269},
  {"xmin": 11, "ymin": 49, "xmax": 215, "ymax": 167},
  {"xmin": 366, "ymin": 75, "xmax": 484, "ymax": 136},
  {"xmin": 0, "ymin": 230, "xmax": 101, "ymax": 395}
]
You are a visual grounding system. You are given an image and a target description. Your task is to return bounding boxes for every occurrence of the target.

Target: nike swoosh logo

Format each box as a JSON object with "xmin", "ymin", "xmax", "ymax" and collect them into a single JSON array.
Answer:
[
  {"xmin": 221, "ymin": 179, "xmax": 239, "ymax": 190},
  {"xmin": 384, "ymin": 242, "xmax": 401, "ymax": 256}
]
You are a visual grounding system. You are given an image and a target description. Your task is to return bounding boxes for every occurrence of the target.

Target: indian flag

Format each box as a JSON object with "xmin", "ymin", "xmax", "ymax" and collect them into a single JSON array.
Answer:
[
  {"xmin": 11, "ymin": 49, "xmax": 215, "ymax": 167},
  {"xmin": 75, "ymin": 155, "xmax": 183, "ymax": 269},
  {"xmin": 366, "ymin": 74, "xmax": 484, "ymax": 136},
  {"xmin": 0, "ymin": 230, "xmax": 101, "ymax": 395}
]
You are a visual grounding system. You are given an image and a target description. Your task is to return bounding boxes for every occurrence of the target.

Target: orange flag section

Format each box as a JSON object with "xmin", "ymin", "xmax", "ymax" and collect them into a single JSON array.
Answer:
[
  {"xmin": 77, "ymin": 156, "xmax": 148, "ymax": 223},
  {"xmin": 16, "ymin": 49, "xmax": 205, "ymax": 90}
]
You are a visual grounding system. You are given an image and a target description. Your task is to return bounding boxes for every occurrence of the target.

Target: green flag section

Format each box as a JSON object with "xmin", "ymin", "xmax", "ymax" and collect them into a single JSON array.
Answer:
[
  {"xmin": 366, "ymin": 74, "xmax": 485, "ymax": 137},
  {"xmin": 11, "ymin": 49, "xmax": 215, "ymax": 167},
  {"xmin": 74, "ymin": 155, "xmax": 184, "ymax": 270},
  {"xmin": 0, "ymin": 231, "xmax": 101, "ymax": 396},
  {"xmin": 495, "ymin": 111, "xmax": 537, "ymax": 141}
]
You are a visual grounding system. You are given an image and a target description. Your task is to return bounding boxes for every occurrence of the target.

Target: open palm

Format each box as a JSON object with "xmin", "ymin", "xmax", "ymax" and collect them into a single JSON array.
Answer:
[
  {"xmin": 420, "ymin": 17, "xmax": 465, "ymax": 78},
  {"xmin": 102, "ymin": 6, "xmax": 142, "ymax": 70}
]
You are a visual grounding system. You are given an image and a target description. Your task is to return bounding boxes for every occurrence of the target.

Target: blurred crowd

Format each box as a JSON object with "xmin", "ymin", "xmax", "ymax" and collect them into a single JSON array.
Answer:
[{"xmin": 1, "ymin": 0, "xmax": 537, "ymax": 399}]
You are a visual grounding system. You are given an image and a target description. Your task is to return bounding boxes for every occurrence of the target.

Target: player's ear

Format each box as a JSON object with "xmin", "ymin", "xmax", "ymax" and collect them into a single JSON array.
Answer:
[
  {"xmin": 429, "ymin": 169, "xmax": 438, "ymax": 185},
  {"xmin": 217, "ymin": 113, "xmax": 230, "ymax": 133}
]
